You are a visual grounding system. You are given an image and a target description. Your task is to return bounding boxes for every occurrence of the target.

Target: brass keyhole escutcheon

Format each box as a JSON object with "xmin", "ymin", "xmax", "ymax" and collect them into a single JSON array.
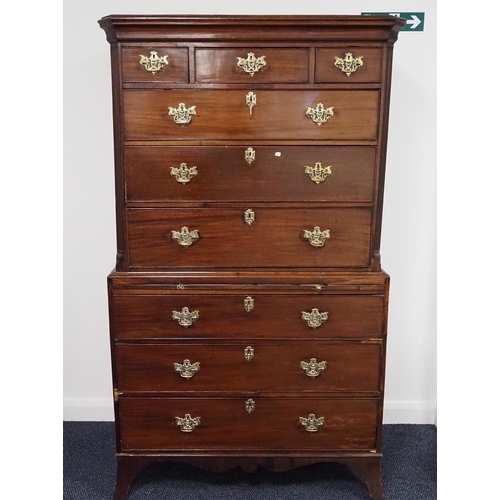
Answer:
[
  {"xmin": 244, "ymin": 296, "xmax": 254, "ymax": 312},
  {"xmin": 244, "ymin": 346, "xmax": 254, "ymax": 361},
  {"xmin": 244, "ymin": 209, "xmax": 255, "ymax": 226},
  {"xmin": 246, "ymin": 92, "xmax": 257, "ymax": 115},
  {"xmin": 245, "ymin": 399, "xmax": 255, "ymax": 413},
  {"xmin": 245, "ymin": 147, "xmax": 256, "ymax": 164}
]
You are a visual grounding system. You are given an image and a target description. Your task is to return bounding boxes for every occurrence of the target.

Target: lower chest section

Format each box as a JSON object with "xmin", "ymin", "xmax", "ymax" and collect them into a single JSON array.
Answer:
[{"xmin": 109, "ymin": 275, "xmax": 388, "ymax": 454}]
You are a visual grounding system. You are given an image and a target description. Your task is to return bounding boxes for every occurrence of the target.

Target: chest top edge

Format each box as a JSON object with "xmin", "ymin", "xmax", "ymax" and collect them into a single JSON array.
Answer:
[{"xmin": 98, "ymin": 15, "xmax": 405, "ymax": 44}]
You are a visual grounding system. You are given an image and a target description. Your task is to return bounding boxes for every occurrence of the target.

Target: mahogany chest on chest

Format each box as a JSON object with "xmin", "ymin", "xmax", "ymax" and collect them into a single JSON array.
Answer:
[{"xmin": 99, "ymin": 15, "xmax": 404, "ymax": 500}]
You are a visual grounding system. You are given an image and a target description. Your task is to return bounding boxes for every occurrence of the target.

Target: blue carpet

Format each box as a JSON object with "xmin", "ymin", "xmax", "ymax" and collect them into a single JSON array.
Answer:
[{"xmin": 63, "ymin": 423, "xmax": 436, "ymax": 499}]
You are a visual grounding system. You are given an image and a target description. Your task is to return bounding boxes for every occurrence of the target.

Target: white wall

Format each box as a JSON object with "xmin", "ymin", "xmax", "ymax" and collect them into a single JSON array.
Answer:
[{"xmin": 63, "ymin": 0, "xmax": 436, "ymax": 422}]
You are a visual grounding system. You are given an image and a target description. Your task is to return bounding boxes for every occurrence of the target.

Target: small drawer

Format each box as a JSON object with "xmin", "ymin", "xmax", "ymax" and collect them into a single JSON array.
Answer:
[
  {"xmin": 125, "ymin": 146, "xmax": 376, "ymax": 203},
  {"xmin": 121, "ymin": 47, "xmax": 189, "ymax": 82},
  {"xmin": 111, "ymin": 294, "xmax": 385, "ymax": 340},
  {"xmin": 115, "ymin": 342, "xmax": 382, "ymax": 393},
  {"xmin": 195, "ymin": 48, "xmax": 309, "ymax": 83},
  {"xmin": 315, "ymin": 47, "xmax": 382, "ymax": 83},
  {"xmin": 126, "ymin": 207, "xmax": 372, "ymax": 269},
  {"xmin": 123, "ymin": 90, "xmax": 379, "ymax": 140},
  {"xmin": 119, "ymin": 396, "xmax": 378, "ymax": 451}
]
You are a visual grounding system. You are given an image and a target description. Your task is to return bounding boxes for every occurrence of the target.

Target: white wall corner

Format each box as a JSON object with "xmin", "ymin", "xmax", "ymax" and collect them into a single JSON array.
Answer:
[
  {"xmin": 383, "ymin": 400, "xmax": 437, "ymax": 424},
  {"xmin": 64, "ymin": 397, "xmax": 114, "ymax": 421}
]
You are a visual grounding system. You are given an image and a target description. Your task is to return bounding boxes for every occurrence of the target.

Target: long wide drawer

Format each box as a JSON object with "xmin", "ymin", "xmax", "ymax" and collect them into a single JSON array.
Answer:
[
  {"xmin": 123, "ymin": 90, "xmax": 379, "ymax": 140},
  {"xmin": 119, "ymin": 396, "xmax": 378, "ymax": 451},
  {"xmin": 112, "ymin": 294, "xmax": 385, "ymax": 340},
  {"xmin": 115, "ymin": 342, "xmax": 382, "ymax": 393},
  {"xmin": 127, "ymin": 207, "xmax": 372, "ymax": 268},
  {"xmin": 125, "ymin": 146, "xmax": 376, "ymax": 203}
]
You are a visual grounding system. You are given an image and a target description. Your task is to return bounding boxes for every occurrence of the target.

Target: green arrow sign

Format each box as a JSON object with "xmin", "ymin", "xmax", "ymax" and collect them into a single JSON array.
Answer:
[{"xmin": 361, "ymin": 12, "xmax": 425, "ymax": 32}]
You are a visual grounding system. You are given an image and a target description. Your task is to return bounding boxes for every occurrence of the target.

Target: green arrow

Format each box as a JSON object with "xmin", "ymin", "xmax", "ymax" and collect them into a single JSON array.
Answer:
[{"xmin": 361, "ymin": 12, "xmax": 425, "ymax": 32}]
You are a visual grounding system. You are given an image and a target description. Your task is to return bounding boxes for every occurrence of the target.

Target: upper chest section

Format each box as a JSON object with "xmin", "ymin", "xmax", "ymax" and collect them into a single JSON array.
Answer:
[{"xmin": 99, "ymin": 15, "xmax": 404, "ymax": 88}]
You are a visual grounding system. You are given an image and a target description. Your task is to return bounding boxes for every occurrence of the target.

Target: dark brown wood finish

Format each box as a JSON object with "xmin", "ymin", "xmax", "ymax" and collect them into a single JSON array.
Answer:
[
  {"xmin": 109, "ymin": 269, "xmax": 390, "ymax": 287},
  {"xmin": 121, "ymin": 47, "xmax": 189, "ymax": 83},
  {"xmin": 115, "ymin": 342, "xmax": 382, "ymax": 392},
  {"xmin": 118, "ymin": 396, "xmax": 378, "ymax": 451},
  {"xmin": 126, "ymin": 207, "xmax": 372, "ymax": 269},
  {"xmin": 123, "ymin": 90, "xmax": 379, "ymax": 141},
  {"xmin": 112, "ymin": 293, "xmax": 385, "ymax": 339},
  {"xmin": 125, "ymin": 146, "xmax": 377, "ymax": 203},
  {"xmin": 195, "ymin": 48, "xmax": 309, "ymax": 83},
  {"xmin": 315, "ymin": 47, "xmax": 383, "ymax": 83},
  {"xmin": 100, "ymin": 14, "xmax": 404, "ymax": 500}
]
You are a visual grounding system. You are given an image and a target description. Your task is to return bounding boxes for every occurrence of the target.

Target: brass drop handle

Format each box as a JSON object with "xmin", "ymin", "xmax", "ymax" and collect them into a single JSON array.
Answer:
[
  {"xmin": 174, "ymin": 359, "xmax": 200, "ymax": 379},
  {"xmin": 303, "ymin": 226, "xmax": 330, "ymax": 247},
  {"xmin": 172, "ymin": 226, "xmax": 199, "ymax": 247},
  {"xmin": 168, "ymin": 103, "xmax": 196, "ymax": 124},
  {"xmin": 236, "ymin": 52, "xmax": 266, "ymax": 75},
  {"xmin": 334, "ymin": 52, "xmax": 364, "ymax": 76},
  {"xmin": 139, "ymin": 51, "xmax": 168, "ymax": 74},
  {"xmin": 170, "ymin": 163, "xmax": 198, "ymax": 184},
  {"xmin": 305, "ymin": 162, "xmax": 332, "ymax": 184},
  {"xmin": 302, "ymin": 308, "xmax": 328, "ymax": 329},
  {"xmin": 175, "ymin": 414, "xmax": 201, "ymax": 433},
  {"xmin": 299, "ymin": 413, "xmax": 325, "ymax": 433},
  {"xmin": 306, "ymin": 103, "xmax": 334, "ymax": 126},
  {"xmin": 172, "ymin": 307, "xmax": 199, "ymax": 327},
  {"xmin": 300, "ymin": 358, "xmax": 327, "ymax": 378}
]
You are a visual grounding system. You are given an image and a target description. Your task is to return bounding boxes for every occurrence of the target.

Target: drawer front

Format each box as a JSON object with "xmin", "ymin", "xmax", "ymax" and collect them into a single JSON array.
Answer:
[
  {"xmin": 123, "ymin": 90, "xmax": 379, "ymax": 140},
  {"xmin": 122, "ymin": 47, "xmax": 189, "ymax": 82},
  {"xmin": 119, "ymin": 397, "xmax": 378, "ymax": 451},
  {"xmin": 195, "ymin": 48, "xmax": 309, "ymax": 83},
  {"xmin": 115, "ymin": 342, "xmax": 381, "ymax": 392},
  {"xmin": 125, "ymin": 146, "xmax": 376, "ymax": 203},
  {"xmin": 127, "ymin": 207, "xmax": 372, "ymax": 268},
  {"xmin": 315, "ymin": 48, "xmax": 382, "ymax": 83},
  {"xmin": 112, "ymin": 294, "xmax": 385, "ymax": 340}
]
